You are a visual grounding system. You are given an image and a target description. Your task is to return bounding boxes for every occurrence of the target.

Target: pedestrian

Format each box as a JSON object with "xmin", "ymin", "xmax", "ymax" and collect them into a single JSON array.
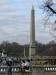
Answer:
[
  {"xmin": 24, "ymin": 59, "xmax": 30, "ymax": 75},
  {"xmin": 21, "ymin": 60, "xmax": 25, "ymax": 75},
  {"xmin": 6, "ymin": 58, "xmax": 12, "ymax": 75}
]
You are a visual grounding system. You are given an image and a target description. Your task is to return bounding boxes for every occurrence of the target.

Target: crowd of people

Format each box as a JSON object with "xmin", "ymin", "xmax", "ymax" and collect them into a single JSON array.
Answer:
[{"xmin": 0, "ymin": 57, "xmax": 32, "ymax": 75}]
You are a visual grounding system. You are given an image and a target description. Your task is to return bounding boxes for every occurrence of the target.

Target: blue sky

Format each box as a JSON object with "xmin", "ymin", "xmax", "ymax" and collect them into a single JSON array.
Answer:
[{"xmin": 0, "ymin": 0, "xmax": 55, "ymax": 44}]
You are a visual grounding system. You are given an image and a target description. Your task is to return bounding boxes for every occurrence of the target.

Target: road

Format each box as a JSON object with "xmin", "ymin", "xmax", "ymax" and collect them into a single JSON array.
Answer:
[{"xmin": 1, "ymin": 72, "xmax": 56, "ymax": 75}]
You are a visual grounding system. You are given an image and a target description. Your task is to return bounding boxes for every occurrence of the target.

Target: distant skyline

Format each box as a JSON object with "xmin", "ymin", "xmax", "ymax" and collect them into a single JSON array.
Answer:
[{"xmin": 0, "ymin": 0, "xmax": 55, "ymax": 44}]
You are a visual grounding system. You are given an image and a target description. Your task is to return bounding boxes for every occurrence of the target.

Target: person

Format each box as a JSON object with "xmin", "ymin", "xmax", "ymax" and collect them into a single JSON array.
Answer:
[
  {"xmin": 6, "ymin": 58, "xmax": 12, "ymax": 75},
  {"xmin": 20, "ymin": 60, "xmax": 25, "ymax": 75},
  {"xmin": 24, "ymin": 59, "xmax": 30, "ymax": 75}
]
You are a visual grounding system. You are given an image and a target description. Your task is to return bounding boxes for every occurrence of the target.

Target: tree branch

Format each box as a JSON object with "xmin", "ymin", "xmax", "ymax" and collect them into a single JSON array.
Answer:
[{"xmin": 46, "ymin": 5, "xmax": 56, "ymax": 14}]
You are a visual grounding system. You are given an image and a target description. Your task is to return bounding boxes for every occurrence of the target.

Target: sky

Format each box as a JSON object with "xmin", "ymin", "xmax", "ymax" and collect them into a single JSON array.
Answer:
[{"xmin": 0, "ymin": 0, "xmax": 55, "ymax": 44}]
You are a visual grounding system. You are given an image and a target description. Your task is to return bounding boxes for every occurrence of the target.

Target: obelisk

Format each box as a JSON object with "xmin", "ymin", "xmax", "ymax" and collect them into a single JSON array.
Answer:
[{"xmin": 29, "ymin": 5, "xmax": 36, "ymax": 58}]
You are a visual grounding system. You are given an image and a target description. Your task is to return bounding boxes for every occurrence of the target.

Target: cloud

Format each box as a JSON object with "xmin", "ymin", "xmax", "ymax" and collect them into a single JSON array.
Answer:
[
  {"xmin": 0, "ymin": 0, "xmax": 55, "ymax": 44},
  {"xmin": 2, "ymin": 27, "xmax": 16, "ymax": 34}
]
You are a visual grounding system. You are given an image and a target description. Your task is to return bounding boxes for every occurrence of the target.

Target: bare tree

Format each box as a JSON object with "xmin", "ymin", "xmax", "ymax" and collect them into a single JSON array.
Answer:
[
  {"xmin": 41, "ymin": 0, "xmax": 56, "ymax": 40},
  {"xmin": 45, "ymin": 0, "xmax": 56, "ymax": 14},
  {"xmin": 42, "ymin": 0, "xmax": 56, "ymax": 15}
]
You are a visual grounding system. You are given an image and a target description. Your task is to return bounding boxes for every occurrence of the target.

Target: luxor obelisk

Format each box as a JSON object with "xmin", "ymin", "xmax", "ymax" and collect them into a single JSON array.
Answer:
[{"xmin": 29, "ymin": 5, "xmax": 36, "ymax": 58}]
